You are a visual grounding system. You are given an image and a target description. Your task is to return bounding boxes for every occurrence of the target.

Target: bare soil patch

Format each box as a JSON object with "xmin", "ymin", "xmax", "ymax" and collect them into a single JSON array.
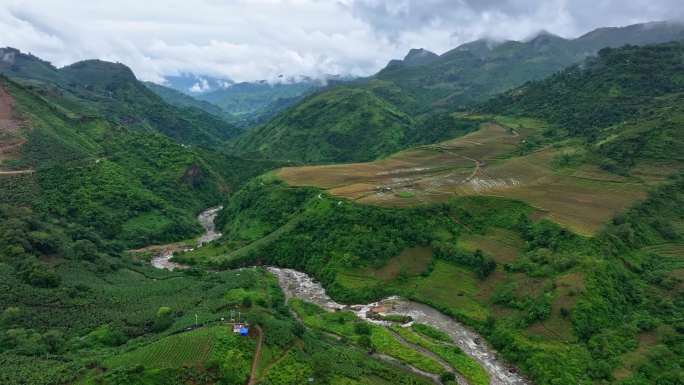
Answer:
[{"xmin": 0, "ymin": 84, "xmax": 28, "ymax": 165}]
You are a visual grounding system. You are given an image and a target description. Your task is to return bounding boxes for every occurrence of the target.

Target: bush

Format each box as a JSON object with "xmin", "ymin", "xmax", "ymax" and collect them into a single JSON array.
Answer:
[
  {"xmin": 153, "ymin": 306, "xmax": 174, "ymax": 332},
  {"xmin": 354, "ymin": 322, "xmax": 371, "ymax": 335}
]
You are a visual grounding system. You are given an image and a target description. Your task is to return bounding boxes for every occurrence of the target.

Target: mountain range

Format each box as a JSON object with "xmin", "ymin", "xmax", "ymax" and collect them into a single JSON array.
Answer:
[
  {"xmin": 0, "ymin": 19, "xmax": 683, "ymax": 385},
  {"xmin": 232, "ymin": 20, "xmax": 684, "ymax": 163}
]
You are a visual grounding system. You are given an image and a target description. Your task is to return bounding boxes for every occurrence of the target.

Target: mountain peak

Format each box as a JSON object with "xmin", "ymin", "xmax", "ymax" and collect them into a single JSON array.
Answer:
[
  {"xmin": 0, "ymin": 47, "xmax": 59, "ymax": 81},
  {"xmin": 527, "ymin": 30, "xmax": 566, "ymax": 43},
  {"xmin": 402, "ymin": 48, "xmax": 439, "ymax": 66}
]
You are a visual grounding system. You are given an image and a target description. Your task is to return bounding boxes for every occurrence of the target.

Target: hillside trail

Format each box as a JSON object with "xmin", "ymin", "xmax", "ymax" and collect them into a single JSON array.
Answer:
[
  {"xmin": 0, "ymin": 169, "xmax": 34, "ymax": 175},
  {"xmin": 247, "ymin": 325, "xmax": 264, "ymax": 385}
]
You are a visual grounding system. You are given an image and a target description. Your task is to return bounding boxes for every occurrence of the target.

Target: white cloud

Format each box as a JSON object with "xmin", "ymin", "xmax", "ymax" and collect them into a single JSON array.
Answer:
[{"xmin": 0, "ymin": 0, "xmax": 681, "ymax": 82}]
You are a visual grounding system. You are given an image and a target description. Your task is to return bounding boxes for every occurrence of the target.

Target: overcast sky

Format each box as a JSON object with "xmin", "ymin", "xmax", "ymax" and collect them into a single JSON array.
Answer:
[{"xmin": 0, "ymin": 0, "xmax": 682, "ymax": 83}]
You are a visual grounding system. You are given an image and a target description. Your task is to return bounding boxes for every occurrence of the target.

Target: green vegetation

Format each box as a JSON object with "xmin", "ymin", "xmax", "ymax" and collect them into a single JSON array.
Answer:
[
  {"xmin": 480, "ymin": 42, "xmax": 684, "ymax": 174},
  {"xmin": 144, "ymin": 81, "xmax": 238, "ymax": 124},
  {"xmin": 198, "ymin": 79, "xmax": 321, "ymax": 127},
  {"xmin": 290, "ymin": 299, "xmax": 445, "ymax": 375},
  {"xmin": 3, "ymin": 22, "xmax": 684, "ymax": 385},
  {"xmin": 234, "ymin": 81, "xmax": 480, "ymax": 163},
  {"xmin": 0, "ymin": 76, "xmax": 280, "ymax": 247},
  {"xmin": 196, "ymin": 164, "xmax": 684, "ymax": 385},
  {"xmin": 234, "ymin": 86, "xmax": 415, "ymax": 162},
  {"xmin": 412, "ymin": 323, "xmax": 451, "ymax": 343},
  {"xmin": 234, "ymin": 22, "xmax": 684, "ymax": 164},
  {"xmin": 0, "ymin": 51, "xmax": 240, "ymax": 147},
  {"xmin": 0, "ymin": 203, "xmax": 433, "ymax": 385},
  {"xmin": 392, "ymin": 326, "xmax": 489, "ymax": 385}
]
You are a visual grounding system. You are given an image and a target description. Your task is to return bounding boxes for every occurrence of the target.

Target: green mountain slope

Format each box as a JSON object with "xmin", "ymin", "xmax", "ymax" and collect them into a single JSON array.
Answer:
[
  {"xmin": 377, "ymin": 21, "xmax": 684, "ymax": 111},
  {"xmin": 233, "ymin": 86, "xmax": 416, "ymax": 162},
  {"xmin": 235, "ymin": 21, "xmax": 684, "ymax": 164},
  {"xmin": 193, "ymin": 41, "xmax": 684, "ymax": 385},
  {"xmin": 143, "ymin": 81, "xmax": 237, "ymax": 123},
  {"xmin": 199, "ymin": 79, "xmax": 318, "ymax": 117},
  {"xmin": 479, "ymin": 42, "xmax": 684, "ymax": 173},
  {"xmin": 0, "ymin": 48, "xmax": 240, "ymax": 147},
  {"xmin": 0, "ymin": 75, "xmax": 279, "ymax": 247}
]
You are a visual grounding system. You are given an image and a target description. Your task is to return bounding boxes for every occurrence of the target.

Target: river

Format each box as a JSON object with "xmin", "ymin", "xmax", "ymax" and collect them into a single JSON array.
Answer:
[
  {"xmin": 150, "ymin": 206, "xmax": 223, "ymax": 270},
  {"xmin": 268, "ymin": 267, "xmax": 531, "ymax": 385},
  {"xmin": 149, "ymin": 207, "xmax": 531, "ymax": 385}
]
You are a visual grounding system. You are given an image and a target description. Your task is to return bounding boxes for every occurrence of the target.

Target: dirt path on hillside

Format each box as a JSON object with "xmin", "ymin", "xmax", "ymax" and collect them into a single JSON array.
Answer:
[
  {"xmin": 0, "ymin": 169, "xmax": 34, "ymax": 175},
  {"xmin": 247, "ymin": 325, "xmax": 264, "ymax": 385}
]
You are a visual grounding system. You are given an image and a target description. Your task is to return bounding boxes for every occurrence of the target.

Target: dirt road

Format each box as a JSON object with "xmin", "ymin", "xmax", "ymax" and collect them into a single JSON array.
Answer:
[
  {"xmin": 247, "ymin": 325, "xmax": 264, "ymax": 385},
  {"xmin": 0, "ymin": 169, "xmax": 34, "ymax": 175}
]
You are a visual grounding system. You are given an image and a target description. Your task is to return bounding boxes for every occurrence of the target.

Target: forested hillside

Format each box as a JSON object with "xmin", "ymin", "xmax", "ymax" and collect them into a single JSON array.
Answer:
[
  {"xmin": 480, "ymin": 42, "xmax": 684, "ymax": 174},
  {"xmin": 0, "ymin": 48, "xmax": 240, "ymax": 147},
  {"xmin": 0, "ymin": 75, "xmax": 279, "ymax": 248},
  {"xmin": 234, "ymin": 85, "xmax": 417, "ymax": 162},
  {"xmin": 143, "ymin": 81, "xmax": 238, "ymax": 124},
  {"xmin": 235, "ymin": 21, "xmax": 684, "ymax": 164}
]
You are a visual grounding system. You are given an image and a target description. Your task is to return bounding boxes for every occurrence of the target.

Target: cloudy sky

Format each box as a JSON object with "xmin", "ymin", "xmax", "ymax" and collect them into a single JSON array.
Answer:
[{"xmin": 0, "ymin": 0, "xmax": 682, "ymax": 83}]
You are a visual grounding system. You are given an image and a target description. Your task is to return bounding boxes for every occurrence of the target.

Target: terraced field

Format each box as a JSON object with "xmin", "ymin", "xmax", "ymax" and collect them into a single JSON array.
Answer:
[{"xmin": 278, "ymin": 119, "xmax": 655, "ymax": 235}]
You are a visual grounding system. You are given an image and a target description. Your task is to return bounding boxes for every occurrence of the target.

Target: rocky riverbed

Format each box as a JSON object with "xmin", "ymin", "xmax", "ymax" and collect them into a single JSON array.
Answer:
[
  {"xmin": 150, "ymin": 206, "xmax": 222, "ymax": 270},
  {"xmin": 268, "ymin": 267, "xmax": 531, "ymax": 385}
]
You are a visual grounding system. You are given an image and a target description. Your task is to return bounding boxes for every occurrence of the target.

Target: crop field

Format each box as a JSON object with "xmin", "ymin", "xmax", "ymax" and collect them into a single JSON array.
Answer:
[
  {"xmin": 105, "ymin": 326, "xmax": 221, "ymax": 369},
  {"xmin": 525, "ymin": 272, "xmax": 584, "ymax": 341},
  {"xmin": 278, "ymin": 118, "xmax": 658, "ymax": 235}
]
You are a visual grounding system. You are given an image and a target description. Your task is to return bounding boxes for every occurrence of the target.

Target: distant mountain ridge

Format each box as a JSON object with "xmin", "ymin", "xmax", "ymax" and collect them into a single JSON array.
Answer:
[
  {"xmin": 235, "ymin": 20, "xmax": 684, "ymax": 163},
  {"xmin": 155, "ymin": 73, "xmax": 343, "ymax": 127},
  {"xmin": 0, "ymin": 48, "xmax": 240, "ymax": 146},
  {"xmin": 377, "ymin": 20, "xmax": 684, "ymax": 110}
]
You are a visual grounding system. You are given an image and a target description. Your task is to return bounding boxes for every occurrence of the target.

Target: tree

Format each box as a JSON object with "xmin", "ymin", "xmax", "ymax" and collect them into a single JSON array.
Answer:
[
  {"xmin": 1, "ymin": 307, "xmax": 21, "ymax": 326},
  {"xmin": 41, "ymin": 330, "xmax": 64, "ymax": 353},
  {"xmin": 242, "ymin": 296, "xmax": 253, "ymax": 308},
  {"xmin": 440, "ymin": 372, "xmax": 456, "ymax": 383},
  {"xmin": 153, "ymin": 306, "xmax": 174, "ymax": 332},
  {"xmin": 358, "ymin": 335, "xmax": 374, "ymax": 353},
  {"xmin": 354, "ymin": 322, "xmax": 371, "ymax": 335}
]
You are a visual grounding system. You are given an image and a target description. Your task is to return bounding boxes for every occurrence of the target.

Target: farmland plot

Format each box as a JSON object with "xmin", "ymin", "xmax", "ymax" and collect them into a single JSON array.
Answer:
[{"xmin": 278, "ymin": 119, "xmax": 655, "ymax": 235}]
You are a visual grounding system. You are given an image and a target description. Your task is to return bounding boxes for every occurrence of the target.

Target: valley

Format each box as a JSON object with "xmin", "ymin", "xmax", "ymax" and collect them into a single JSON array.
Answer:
[{"xmin": 0, "ymin": 17, "xmax": 683, "ymax": 385}]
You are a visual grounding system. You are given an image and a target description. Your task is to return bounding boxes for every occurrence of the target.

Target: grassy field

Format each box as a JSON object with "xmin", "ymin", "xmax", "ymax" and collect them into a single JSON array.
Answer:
[
  {"xmin": 458, "ymin": 228, "xmax": 523, "ymax": 264},
  {"xmin": 277, "ymin": 118, "xmax": 659, "ymax": 235},
  {"xmin": 339, "ymin": 246, "xmax": 433, "ymax": 287},
  {"xmin": 395, "ymin": 261, "xmax": 488, "ymax": 321}
]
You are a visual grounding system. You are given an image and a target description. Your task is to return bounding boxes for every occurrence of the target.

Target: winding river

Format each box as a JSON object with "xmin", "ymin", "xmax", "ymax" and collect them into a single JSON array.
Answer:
[
  {"xmin": 150, "ymin": 207, "xmax": 531, "ymax": 385},
  {"xmin": 150, "ymin": 206, "xmax": 222, "ymax": 270},
  {"xmin": 268, "ymin": 267, "xmax": 531, "ymax": 385}
]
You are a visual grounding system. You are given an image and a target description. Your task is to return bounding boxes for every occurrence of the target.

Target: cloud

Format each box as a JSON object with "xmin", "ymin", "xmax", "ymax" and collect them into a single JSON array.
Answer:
[{"xmin": 0, "ymin": 0, "xmax": 681, "ymax": 82}]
